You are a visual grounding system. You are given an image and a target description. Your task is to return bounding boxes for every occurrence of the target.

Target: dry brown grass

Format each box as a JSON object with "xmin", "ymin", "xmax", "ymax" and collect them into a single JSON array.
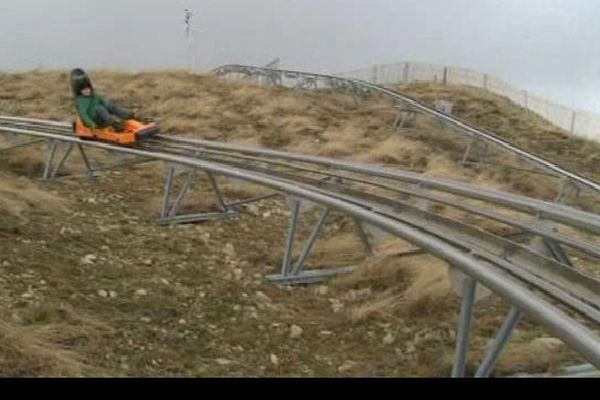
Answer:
[
  {"xmin": 0, "ymin": 70, "xmax": 596, "ymax": 376},
  {"xmin": 335, "ymin": 254, "xmax": 453, "ymax": 322},
  {"xmin": 397, "ymin": 82, "xmax": 600, "ymax": 181},
  {"xmin": 0, "ymin": 170, "xmax": 69, "ymax": 221}
]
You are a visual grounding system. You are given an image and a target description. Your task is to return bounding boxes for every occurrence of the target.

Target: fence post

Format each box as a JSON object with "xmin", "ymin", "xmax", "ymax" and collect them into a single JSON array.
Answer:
[
  {"xmin": 443, "ymin": 67, "xmax": 448, "ymax": 85},
  {"xmin": 372, "ymin": 65, "xmax": 378, "ymax": 84},
  {"xmin": 483, "ymin": 74, "xmax": 489, "ymax": 91},
  {"xmin": 570, "ymin": 111, "xmax": 577, "ymax": 134}
]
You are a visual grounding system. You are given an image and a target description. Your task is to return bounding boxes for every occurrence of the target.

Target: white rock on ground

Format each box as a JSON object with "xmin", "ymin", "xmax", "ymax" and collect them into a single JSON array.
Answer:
[
  {"xmin": 270, "ymin": 354, "xmax": 279, "ymax": 366},
  {"xmin": 383, "ymin": 333, "xmax": 395, "ymax": 345},
  {"xmin": 223, "ymin": 243, "xmax": 236, "ymax": 258},
  {"xmin": 314, "ymin": 285, "xmax": 329, "ymax": 296},
  {"xmin": 255, "ymin": 291, "xmax": 272, "ymax": 303},
  {"xmin": 338, "ymin": 360, "xmax": 357, "ymax": 373},
  {"xmin": 289, "ymin": 324, "xmax": 303, "ymax": 339},
  {"xmin": 82, "ymin": 254, "xmax": 97, "ymax": 265},
  {"xmin": 98, "ymin": 289, "xmax": 109, "ymax": 298},
  {"xmin": 529, "ymin": 337, "xmax": 564, "ymax": 352},
  {"xmin": 233, "ymin": 268, "xmax": 243, "ymax": 280},
  {"xmin": 134, "ymin": 289, "xmax": 148, "ymax": 297}
]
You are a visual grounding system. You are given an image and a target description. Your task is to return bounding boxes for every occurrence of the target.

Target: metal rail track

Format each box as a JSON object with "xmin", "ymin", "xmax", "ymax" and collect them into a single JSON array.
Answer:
[
  {"xmin": 2, "ymin": 118, "xmax": 600, "ymax": 302},
  {"xmin": 1, "ymin": 118, "xmax": 600, "ymax": 374},
  {"xmin": 213, "ymin": 64, "xmax": 600, "ymax": 194}
]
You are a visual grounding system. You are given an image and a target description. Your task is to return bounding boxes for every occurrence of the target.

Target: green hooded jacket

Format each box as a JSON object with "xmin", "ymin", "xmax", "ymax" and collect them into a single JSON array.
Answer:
[{"xmin": 75, "ymin": 93, "xmax": 108, "ymax": 128}]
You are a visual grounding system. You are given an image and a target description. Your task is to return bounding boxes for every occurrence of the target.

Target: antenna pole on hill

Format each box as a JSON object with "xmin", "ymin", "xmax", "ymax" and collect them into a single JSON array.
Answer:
[{"xmin": 184, "ymin": 9, "xmax": 196, "ymax": 72}]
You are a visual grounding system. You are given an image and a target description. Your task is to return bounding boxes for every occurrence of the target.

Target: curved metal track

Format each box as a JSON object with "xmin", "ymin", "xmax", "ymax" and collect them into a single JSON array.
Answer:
[
  {"xmin": 0, "ymin": 116, "xmax": 599, "ymax": 373},
  {"xmin": 213, "ymin": 64, "xmax": 600, "ymax": 194}
]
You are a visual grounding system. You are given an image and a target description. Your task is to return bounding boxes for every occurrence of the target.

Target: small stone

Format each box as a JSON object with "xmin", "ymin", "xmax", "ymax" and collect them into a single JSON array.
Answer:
[
  {"xmin": 21, "ymin": 292, "xmax": 33, "ymax": 299},
  {"xmin": 290, "ymin": 324, "xmax": 304, "ymax": 339},
  {"xmin": 178, "ymin": 319, "xmax": 187, "ymax": 325},
  {"xmin": 142, "ymin": 259, "xmax": 153, "ymax": 266},
  {"xmin": 2, "ymin": 260, "xmax": 10, "ymax": 267},
  {"xmin": 262, "ymin": 211, "xmax": 272, "ymax": 218},
  {"xmin": 270, "ymin": 354, "xmax": 279, "ymax": 366},
  {"xmin": 109, "ymin": 291, "xmax": 118, "ymax": 298},
  {"xmin": 140, "ymin": 317, "xmax": 151, "ymax": 323},
  {"xmin": 81, "ymin": 254, "xmax": 97, "ymax": 265},
  {"xmin": 134, "ymin": 289, "xmax": 148, "ymax": 297},
  {"xmin": 329, "ymin": 298, "xmax": 344, "ymax": 313},
  {"xmin": 314, "ymin": 285, "xmax": 329, "ymax": 296},
  {"xmin": 319, "ymin": 330, "xmax": 333, "ymax": 337},
  {"xmin": 216, "ymin": 358, "xmax": 232, "ymax": 366},
  {"xmin": 383, "ymin": 333, "xmax": 395, "ymax": 345},
  {"xmin": 338, "ymin": 360, "xmax": 357, "ymax": 373},
  {"xmin": 529, "ymin": 337, "xmax": 564, "ymax": 352},
  {"xmin": 98, "ymin": 289, "xmax": 109, "ymax": 298},
  {"xmin": 246, "ymin": 204, "xmax": 260, "ymax": 215},
  {"xmin": 255, "ymin": 291, "xmax": 272, "ymax": 303},
  {"xmin": 223, "ymin": 243, "xmax": 236, "ymax": 258},
  {"xmin": 233, "ymin": 268, "xmax": 243, "ymax": 280},
  {"xmin": 101, "ymin": 245, "xmax": 110, "ymax": 251}
]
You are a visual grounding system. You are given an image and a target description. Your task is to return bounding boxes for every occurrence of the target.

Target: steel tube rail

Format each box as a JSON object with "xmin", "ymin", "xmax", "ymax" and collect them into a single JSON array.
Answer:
[
  {"xmin": 4, "ymin": 117, "xmax": 600, "ymax": 301},
  {"xmin": 213, "ymin": 65, "xmax": 600, "ymax": 193},
  {"xmin": 3, "ymin": 118, "xmax": 600, "ymax": 292},
  {"xmin": 143, "ymin": 138, "xmax": 600, "ymax": 253},
  {"xmin": 1, "ymin": 124, "xmax": 600, "ymax": 367},
  {"xmin": 2, "ymin": 116, "xmax": 599, "ymax": 236},
  {"xmin": 153, "ymin": 135, "xmax": 600, "ymax": 234}
]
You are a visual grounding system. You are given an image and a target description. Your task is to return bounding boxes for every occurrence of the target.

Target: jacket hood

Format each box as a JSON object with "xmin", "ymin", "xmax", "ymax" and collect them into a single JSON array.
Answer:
[{"xmin": 70, "ymin": 68, "xmax": 94, "ymax": 97}]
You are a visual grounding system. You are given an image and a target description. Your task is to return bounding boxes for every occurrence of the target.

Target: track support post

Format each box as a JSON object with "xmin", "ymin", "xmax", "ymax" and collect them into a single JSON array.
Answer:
[
  {"xmin": 475, "ymin": 307, "xmax": 522, "ymax": 377},
  {"xmin": 158, "ymin": 162, "xmax": 237, "ymax": 225},
  {"xmin": 268, "ymin": 197, "xmax": 357, "ymax": 285},
  {"xmin": 452, "ymin": 274, "xmax": 477, "ymax": 377}
]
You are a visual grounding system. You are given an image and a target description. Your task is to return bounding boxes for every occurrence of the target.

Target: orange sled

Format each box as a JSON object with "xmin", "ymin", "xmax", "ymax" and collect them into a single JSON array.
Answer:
[{"xmin": 73, "ymin": 118, "xmax": 159, "ymax": 145}]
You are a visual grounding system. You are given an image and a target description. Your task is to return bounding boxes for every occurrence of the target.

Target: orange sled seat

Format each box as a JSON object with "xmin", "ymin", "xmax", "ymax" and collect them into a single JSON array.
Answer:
[{"xmin": 73, "ymin": 118, "xmax": 160, "ymax": 145}]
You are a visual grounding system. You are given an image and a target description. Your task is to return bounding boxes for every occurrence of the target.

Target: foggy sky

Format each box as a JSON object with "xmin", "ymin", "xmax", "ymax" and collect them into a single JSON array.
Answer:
[{"xmin": 1, "ymin": 0, "xmax": 599, "ymax": 113}]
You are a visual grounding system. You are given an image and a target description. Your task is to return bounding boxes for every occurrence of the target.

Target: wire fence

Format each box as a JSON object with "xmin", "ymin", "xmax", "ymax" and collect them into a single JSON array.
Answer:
[{"xmin": 336, "ymin": 62, "xmax": 600, "ymax": 143}]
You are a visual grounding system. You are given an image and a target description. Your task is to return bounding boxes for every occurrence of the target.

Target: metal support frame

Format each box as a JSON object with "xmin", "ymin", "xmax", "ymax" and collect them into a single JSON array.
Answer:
[
  {"xmin": 393, "ymin": 107, "xmax": 417, "ymax": 131},
  {"xmin": 41, "ymin": 140, "xmax": 98, "ymax": 181},
  {"xmin": 158, "ymin": 162, "xmax": 237, "ymax": 225},
  {"xmin": 43, "ymin": 140, "xmax": 71, "ymax": 180},
  {"xmin": 461, "ymin": 139, "xmax": 489, "ymax": 166},
  {"xmin": 555, "ymin": 178, "xmax": 581, "ymax": 206},
  {"xmin": 295, "ymin": 76, "xmax": 318, "ymax": 90},
  {"xmin": 475, "ymin": 307, "xmax": 522, "ymax": 377},
  {"xmin": 354, "ymin": 219, "xmax": 375, "ymax": 257},
  {"xmin": 268, "ymin": 198, "xmax": 374, "ymax": 285},
  {"xmin": 452, "ymin": 275, "xmax": 477, "ymax": 377},
  {"xmin": 158, "ymin": 163, "xmax": 280, "ymax": 226}
]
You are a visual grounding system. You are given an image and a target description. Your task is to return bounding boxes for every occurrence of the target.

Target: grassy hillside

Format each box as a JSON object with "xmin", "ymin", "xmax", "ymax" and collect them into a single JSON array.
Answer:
[
  {"xmin": 0, "ymin": 71, "xmax": 595, "ymax": 376},
  {"xmin": 396, "ymin": 82, "xmax": 600, "ymax": 181}
]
